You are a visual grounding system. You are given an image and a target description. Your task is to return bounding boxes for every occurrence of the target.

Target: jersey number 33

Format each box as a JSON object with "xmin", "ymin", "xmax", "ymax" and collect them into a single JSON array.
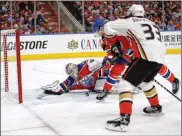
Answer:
[{"xmin": 141, "ymin": 24, "xmax": 162, "ymax": 42}]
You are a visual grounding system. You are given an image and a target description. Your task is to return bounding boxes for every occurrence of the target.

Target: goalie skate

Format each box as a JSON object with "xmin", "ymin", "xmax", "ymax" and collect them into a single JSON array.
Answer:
[{"xmin": 105, "ymin": 114, "xmax": 130, "ymax": 132}]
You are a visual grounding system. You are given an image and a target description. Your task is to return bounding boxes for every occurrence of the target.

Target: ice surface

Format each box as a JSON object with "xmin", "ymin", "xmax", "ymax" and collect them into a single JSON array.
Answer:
[{"xmin": 1, "ymin": 55, "xmax": 181, "ymax": 135}]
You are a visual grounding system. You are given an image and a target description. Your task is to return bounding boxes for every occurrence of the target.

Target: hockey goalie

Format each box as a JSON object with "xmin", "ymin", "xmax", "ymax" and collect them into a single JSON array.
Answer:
[
  {"xmin": 40, "ymin": 58, "xmax": 142, "ymax": 96},
  {"xmin": 41, "ymin": 59, "xmax": 115, "ymax": 95}
]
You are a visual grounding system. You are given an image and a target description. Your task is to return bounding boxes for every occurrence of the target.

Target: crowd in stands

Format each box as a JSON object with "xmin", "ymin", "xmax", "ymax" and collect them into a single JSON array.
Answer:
[
  {"xmin": 164, "ymin": 1, "xmax": 181, "ymax": 31},
  {"xmin": 1, "ymin": 1, "xmax": 181, "ymax": 34},
  {"xmin": 70, "ymin": 1, "xmax": 181, "ymax": 32},
  {"xmin": 0, "ymin": 1, "xmax": 55, "ymax": 34}
]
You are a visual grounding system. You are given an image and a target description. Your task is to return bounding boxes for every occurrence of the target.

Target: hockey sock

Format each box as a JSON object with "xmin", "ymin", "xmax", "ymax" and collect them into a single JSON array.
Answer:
[
  {"xmin": 158, "ymin": 65, "xmax": 175, "ymax": 83},
  {"xmin": 144, "ymin": 85, "xmax": 159, "ymax": 106},
  {"xmin": 104, "ymin": 74, "xmax": 118, "ymax": 91},
  {"xmin": 119, "ymin": 92, "xmax": 133, "ymax": 115},
  {"xmin": 104, "ymin": 63, "xmax": 125, "ymax": 91}
]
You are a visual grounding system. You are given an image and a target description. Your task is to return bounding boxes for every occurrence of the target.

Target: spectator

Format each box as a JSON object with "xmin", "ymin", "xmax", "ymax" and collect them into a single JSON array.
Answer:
[
  {"xmin": 1, "ymin": 1, "xmax": 181, "ymax": 33},
  {"xmin": 175, "ymin": 23, "xmax": 181, "ymax": 31},
  {"xmin": 21, "ymin": 25, "xmax": 32, "ymax": 34},
  {"xmin": 27, "ymin": 1, "xmax": 34, "ymax": 12},
  {"xmin": 0, "ymin": 1, "xmax": 49, "ymax": 34},
  {"xmin": 65, "ymin": 1, "xmax": 181, "ymax": 32},
  {"xmin": 167, "ymin": 20, "xmax": 176, "ymax": 31}
]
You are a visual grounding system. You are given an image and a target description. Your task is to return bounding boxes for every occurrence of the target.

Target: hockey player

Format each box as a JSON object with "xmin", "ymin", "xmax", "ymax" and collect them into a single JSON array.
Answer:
[
  {"xmin": 96, "ymin": 4, "xmax": 180, "ymax": 132},
  {"xmin": 41, "ymin": 59, "xmax": 112, "ymax": 95},
  {"xmin": 99, "ymin": 4, "xmax": 179, "ymax": 87},
  {"xmin": 41, "ymin": 58, "xmax": 141, "ymax": 96}
]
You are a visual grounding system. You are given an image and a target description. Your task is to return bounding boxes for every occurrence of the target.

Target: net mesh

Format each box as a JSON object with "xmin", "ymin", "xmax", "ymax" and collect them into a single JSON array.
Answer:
[{"xmin": 1, "ymin": 29, "xmax": 21, "ymax": 105}]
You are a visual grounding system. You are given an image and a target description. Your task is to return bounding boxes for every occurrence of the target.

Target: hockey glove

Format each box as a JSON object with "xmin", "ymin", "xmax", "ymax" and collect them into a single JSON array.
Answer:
[
  {"xmin": 44, "ymin": 82, "xmax": 69, "ymax": 95},
  {"xmin": 110, "ymin": 40, "xmax": 123, "ymax": 58},
  {"xmin": 102, "ymin": 56, "xmax": 116, "ymax": 66},
  {"xmin": 96, "ymin": 90, "xmax": 108, "ymax": 101}
]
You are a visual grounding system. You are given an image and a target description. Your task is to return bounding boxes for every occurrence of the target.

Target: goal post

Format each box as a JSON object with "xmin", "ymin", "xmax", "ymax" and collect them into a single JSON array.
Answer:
[{"xmin": 1, "ymin": 29, "xmax": 23, "ymax": 104}]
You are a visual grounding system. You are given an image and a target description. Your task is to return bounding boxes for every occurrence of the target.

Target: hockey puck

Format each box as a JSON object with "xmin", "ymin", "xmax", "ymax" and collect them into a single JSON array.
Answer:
[{"xmin": 85, "ymin": 92, "xmax": 89, "ymax": 96}]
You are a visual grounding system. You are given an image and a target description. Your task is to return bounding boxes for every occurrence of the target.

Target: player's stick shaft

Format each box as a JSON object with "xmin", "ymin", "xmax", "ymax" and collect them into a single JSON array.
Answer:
[{"xmin": 154, "ymin": 79, "xmax": 181, "ymax": 102}]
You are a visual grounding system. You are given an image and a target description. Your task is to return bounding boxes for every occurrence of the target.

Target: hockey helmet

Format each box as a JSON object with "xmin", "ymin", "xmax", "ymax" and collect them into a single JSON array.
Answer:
[
  {"xmin": 65, "ymin": 63, "xmax": 78, "ymax": 77},
  {"xmin": 96, "ymin": 19, "xmax": 109, "ymax": 36},
  {"xmin": 126, "ymin": 4, "xmax": 145, "ymax": 17}
]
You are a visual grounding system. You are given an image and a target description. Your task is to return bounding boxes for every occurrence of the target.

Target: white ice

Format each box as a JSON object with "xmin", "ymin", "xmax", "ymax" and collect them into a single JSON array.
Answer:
[{"xmin": 1, "ymin": 55, "xmax": 181, "ymax": 135}]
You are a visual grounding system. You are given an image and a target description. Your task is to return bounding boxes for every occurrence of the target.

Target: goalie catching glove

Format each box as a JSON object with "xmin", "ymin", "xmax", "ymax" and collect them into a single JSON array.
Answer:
[{"xmin": 42, "ymin": 80, "xmax": 69, "ymax": 95}]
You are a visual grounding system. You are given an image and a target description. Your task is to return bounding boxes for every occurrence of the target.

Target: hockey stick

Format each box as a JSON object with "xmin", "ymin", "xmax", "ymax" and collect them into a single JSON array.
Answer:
[{"xmin": 154, "ymin": 79, "xmax": 181, "ymax": 102}]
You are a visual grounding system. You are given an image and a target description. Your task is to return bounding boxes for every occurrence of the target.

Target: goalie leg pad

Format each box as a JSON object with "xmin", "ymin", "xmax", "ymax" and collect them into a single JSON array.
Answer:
[{"xmin": 94, "ymin": 77, "xmax": 106, "ymax": 91}]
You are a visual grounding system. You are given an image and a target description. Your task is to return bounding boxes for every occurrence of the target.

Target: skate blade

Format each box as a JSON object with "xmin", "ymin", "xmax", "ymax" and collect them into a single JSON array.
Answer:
[
  {"xmin": 105, "ymin": 124, "xmax": 128, "ymax": 132},
  {"xmin": 144, "ymin": 112, "xmax": 165, "ymax": 116},
  {"xmin": 96, "ymin": 99, "xmax": 105, "ymax": 103}
]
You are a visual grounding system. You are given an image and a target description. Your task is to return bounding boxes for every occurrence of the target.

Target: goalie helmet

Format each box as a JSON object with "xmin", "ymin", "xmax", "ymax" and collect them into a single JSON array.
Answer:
[
  {"xmin": 126, "ymin": 4, "xmax": 145, "ymax": 17},
  {"xmin": 65, "ymin": 63, "xmax": 78, "ymax": 77}
]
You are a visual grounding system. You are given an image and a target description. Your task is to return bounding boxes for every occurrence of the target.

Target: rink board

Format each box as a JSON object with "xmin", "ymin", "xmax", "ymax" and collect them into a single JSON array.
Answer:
[{"xmin": 1, "ymin": 31, "xmax": 181, "ymax": 61}]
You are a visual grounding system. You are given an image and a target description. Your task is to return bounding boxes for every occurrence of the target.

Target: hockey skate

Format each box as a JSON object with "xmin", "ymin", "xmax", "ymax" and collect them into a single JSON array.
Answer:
[
  {"xmin": 143, "ymin": 104, "xmax": 164, "ymax": 115},
  {"xmin": 172, "ymin": 78, "xmax": 180, "ymax": 95},
  {"xmin": 105, "ymin": 114, "xmax": 130, "ymax": 132}
]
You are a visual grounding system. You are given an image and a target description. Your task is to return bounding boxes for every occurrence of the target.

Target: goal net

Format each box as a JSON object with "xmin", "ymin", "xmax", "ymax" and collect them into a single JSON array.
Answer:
[{"xmin": 1, "ymin": 29, "xmax": 23, "ymax": 105}]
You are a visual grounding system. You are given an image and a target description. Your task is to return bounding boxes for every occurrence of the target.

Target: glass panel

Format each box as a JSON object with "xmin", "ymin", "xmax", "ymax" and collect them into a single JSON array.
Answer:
[
  {"xmin": 164, "ymin": 1, "xmax": 181, "ymax": 31},
  {"xmin": 10, "ymin": 1, "xmax": 35, "ymax": 34},
  {"xmin": 44, "ymin": 1, "xmax": 59, "ymax": 34}
]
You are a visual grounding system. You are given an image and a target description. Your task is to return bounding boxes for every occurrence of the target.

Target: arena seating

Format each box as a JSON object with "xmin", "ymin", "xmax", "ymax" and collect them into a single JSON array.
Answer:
[
  {"xmin": 0, "ymin": 1, "xmax": 69, "ymax": 34},
  {"xmin": 1, "ymin": 1, "xmax": 180, "ymax": 34},
  {"xmin": 68, "ymin": 1, "xmax": 181, "ymax": 32}
]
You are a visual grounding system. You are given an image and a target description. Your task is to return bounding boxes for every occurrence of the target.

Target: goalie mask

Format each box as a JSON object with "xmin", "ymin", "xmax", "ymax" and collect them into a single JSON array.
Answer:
[{"xmin": 65, "ymin": 63, "xmax": 78, "ymax": 77}]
